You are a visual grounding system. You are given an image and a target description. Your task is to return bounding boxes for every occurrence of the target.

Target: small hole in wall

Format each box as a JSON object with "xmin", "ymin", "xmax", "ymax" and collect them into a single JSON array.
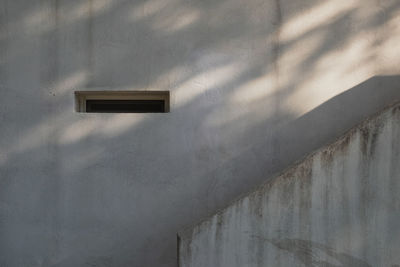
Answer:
[
  {"xmin": 75, "ymin": 91, "xmax": 170, "ymax": 113},
  {"xmin": 86, "ymin": 99, "xmax": 166, "ymax": 113}
]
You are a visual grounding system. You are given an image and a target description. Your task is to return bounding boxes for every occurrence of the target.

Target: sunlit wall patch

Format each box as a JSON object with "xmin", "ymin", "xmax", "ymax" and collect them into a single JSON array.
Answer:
[{"xmin": 75, "ymin": 91, "xmax": 170, "ymax": 113}]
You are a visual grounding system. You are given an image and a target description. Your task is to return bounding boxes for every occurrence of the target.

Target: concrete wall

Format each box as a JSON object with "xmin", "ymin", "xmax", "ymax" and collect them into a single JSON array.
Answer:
[
  {"xmin": 1, "ymin": 0, "xmax": 400, "ymax": 266},
  {"xmin": 179, "ymin": 102, "xmax": 400, "ymax": 267}
]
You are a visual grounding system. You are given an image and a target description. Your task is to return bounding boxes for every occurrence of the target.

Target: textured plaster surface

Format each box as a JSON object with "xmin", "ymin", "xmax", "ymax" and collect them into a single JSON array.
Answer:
[
  {"xmin": 179, "ymin": 102, "xmax": 400, "ymax": 267},
  {"xmin": 1, "ymin": 0, "xmax": 400, "ymax": 266}
]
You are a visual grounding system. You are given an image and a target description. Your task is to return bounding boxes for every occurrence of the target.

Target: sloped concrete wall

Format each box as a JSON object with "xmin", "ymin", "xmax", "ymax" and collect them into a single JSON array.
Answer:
[{"xmin": 179, "ymin": 103, "xmax": 400, "ymax": 267}]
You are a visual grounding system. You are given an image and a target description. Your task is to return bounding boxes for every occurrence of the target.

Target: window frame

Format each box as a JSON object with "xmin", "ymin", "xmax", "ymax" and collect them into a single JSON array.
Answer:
[{"xmin": 74, "ymin": 91, "xmax": 170, "ymax": 113}]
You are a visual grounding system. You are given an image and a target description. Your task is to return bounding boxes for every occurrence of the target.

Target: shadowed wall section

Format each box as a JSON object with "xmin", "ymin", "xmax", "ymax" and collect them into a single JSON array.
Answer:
[{"xmin": 179, "ymin": 102, "xmax": 400, "ymax": 267}]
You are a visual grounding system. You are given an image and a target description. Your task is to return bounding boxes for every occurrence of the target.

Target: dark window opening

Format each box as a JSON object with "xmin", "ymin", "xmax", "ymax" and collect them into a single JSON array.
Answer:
[
  {"xmin": 86, "ymin": 99, "xmax": 165, "ymax": 113},
  {"xmin": 74, "ymin": 91, "xmax": 170, "ymax": 113}
]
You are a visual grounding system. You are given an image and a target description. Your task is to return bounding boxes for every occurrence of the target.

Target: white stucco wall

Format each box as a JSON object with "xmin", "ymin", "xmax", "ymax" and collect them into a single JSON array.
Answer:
[
  {"xmin": 179, "ymin": 102, "xmax": 400, "ymax": 267},
  {"xmin": 1, "ymin": 0, "xmax": 400, "ymax": 266}
]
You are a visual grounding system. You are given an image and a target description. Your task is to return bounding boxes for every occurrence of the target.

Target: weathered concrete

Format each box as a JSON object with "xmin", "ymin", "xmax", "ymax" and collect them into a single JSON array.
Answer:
[
  {"xmin": 179, "ymin": 102, "xmax": 400, "ymax": 267},
  {"xmin": 1, "ymin": 0, "xmax": 400, "ymax": 266}
]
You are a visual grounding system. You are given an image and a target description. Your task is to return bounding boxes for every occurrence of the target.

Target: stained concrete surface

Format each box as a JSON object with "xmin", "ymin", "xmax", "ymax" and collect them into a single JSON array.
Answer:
[
  {"xmin": 179, "ymin": 103, "xmax": 400, "ymax": 267},
  {"xmin": 1, "ymin": 0, "xmax": 400, "ymax": 266}
]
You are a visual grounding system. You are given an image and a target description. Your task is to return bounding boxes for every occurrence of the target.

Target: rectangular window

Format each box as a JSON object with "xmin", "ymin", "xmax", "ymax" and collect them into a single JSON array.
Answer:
[{"xmin": 75, "ymin": 91, "xmax": 170, "ymax": 113}]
